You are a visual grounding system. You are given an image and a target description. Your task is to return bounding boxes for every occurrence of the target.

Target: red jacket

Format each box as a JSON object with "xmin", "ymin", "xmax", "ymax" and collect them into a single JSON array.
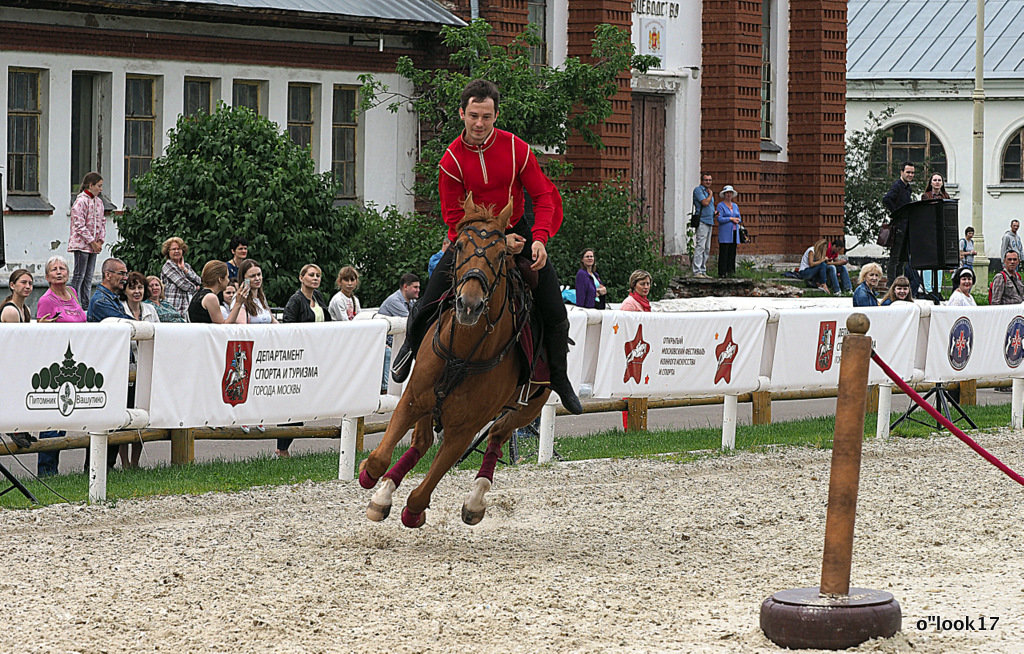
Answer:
[{"xmin": 439, "ymin": 128, "xmax": 563, "ymax": 244}]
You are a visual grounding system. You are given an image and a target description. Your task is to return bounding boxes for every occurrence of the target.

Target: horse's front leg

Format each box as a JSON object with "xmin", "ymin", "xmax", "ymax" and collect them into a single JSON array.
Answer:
[
  {"xmin": 401, "ymin": 427, "xmax": 474, "ymax": 528},
  {"xmin": 462, "ymin": 390, "xmax": 550, "ymax": 525},
  {"xmin": 365, "ymin": 415, "xmax": 433, "ymax": 521}
]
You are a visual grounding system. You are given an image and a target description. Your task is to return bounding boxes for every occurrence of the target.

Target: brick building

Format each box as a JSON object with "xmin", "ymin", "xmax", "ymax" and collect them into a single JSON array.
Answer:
[{"xmin": 459, "ymin": 0, "xmax": 847, "ymax": 257}]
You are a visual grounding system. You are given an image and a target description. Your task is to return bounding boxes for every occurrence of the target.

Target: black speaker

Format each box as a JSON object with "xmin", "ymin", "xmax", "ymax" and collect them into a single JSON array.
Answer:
[{"xmin": 896, "ymin": 199, "xmax": 959, "ymax": 269}]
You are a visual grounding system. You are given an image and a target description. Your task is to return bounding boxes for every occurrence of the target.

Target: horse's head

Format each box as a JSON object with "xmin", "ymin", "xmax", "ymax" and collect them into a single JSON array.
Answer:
[{"xmin": 451, "ymin": 193, "xmax": 513, "ymax": 326}]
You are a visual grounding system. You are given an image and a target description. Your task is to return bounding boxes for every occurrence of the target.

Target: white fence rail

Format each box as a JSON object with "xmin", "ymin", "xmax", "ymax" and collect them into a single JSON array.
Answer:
[{"xmin": 3, "ymin": 301, "xmax": 1022, "ymax": 502}]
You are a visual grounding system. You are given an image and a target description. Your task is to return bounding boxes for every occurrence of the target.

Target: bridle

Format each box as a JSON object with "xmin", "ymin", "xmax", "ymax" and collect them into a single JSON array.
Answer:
[{"xmin": 429, "ymin": 218, "xmax": 530, "ymax": 430}]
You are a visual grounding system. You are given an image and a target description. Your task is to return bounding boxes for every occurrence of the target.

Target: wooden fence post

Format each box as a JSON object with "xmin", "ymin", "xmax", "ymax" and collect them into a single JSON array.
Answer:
[
  {"xmin": 355, "ymin": 416, "xmax": 365, "ymax": 452},
  {"xmin": 959, "ymin": 379, "xmax": 977, "ymax": 406},
  {"xmin": 170, "ymin": 428, "xmax": 194, "ymax": 466},
  {"xmin": 626, "ymin": 397, "xmax": 648, "ymax": 432},
  {"xmin": 752, "ymin": 391, "xmax": 772, "ymax": 425},
  {"xmin": 866, "ymin": 385, "xmax": 879, "ymax": 414}
]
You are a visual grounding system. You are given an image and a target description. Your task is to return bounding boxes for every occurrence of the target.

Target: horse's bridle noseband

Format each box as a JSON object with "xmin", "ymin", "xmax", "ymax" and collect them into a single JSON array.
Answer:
[{"xmin": 453, "ymin": 223, "xmax": 508, "ymax": 303}]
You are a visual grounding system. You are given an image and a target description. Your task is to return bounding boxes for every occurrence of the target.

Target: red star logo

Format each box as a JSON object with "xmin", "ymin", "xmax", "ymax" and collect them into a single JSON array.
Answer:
[
  {"xmin": 1012, "ymin": 328, "xmax": 1022, "ymax": 356},
  {"xmin": 623, "ymin": 324, "xmax": 650, "ymax": 384},
  {"xmin": 714, "ymin": 327, "xmax": 739, "ymax": 384}
]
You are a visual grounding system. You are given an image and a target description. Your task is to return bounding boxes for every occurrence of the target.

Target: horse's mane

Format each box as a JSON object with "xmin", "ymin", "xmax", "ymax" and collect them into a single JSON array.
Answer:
[{"xmin": 454, "ymin": 203, "xmax": 503, "ymax": 233}]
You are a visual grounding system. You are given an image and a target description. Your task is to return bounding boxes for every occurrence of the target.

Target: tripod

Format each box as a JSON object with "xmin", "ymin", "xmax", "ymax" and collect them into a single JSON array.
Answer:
[
  {"xmin": 457, "ymin": 416, "xmax": 562, "ymax": 466},
  {"xmin": 890, "ymin": 382, "xmax": 977, "ymax": 433},
  {"xmin": 0, "ymin": 461, "xmax": 39, "ymax": 504}
]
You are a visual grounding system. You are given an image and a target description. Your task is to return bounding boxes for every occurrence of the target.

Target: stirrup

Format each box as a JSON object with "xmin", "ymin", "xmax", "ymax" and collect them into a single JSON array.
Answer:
[{"xmin": 391, "ymin": 341, "xmax": 414, "ymax": 383}]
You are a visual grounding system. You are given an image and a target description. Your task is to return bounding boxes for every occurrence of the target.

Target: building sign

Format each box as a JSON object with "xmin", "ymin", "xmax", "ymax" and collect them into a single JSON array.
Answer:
[{"xmin": 633, "ymin": 0, "xmax": 680, "ymax": 18}]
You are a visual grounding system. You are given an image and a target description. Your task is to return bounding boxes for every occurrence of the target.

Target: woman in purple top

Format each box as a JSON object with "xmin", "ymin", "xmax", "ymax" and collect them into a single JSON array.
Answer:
[
  {"xmin": 716, "ymin": 185, "xmax": 742, "ymax": 277},
  {"xmin": 34, "ymin": 256, "xmax": 88, "ymax": 475},
  {"xmin": 574, "ymin": 248, "xmax": 607, "ymax": 309}
]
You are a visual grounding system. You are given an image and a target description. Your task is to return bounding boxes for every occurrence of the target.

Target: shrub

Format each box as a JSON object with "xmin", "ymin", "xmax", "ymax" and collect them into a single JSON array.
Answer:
[
  {"xmin": 113, "ymin": 104, "xmax": 356, "ymax": 304},
  {"xmin": 342, "ymin": 205, "xmax": 446, "ymax": 307},
  {"xmin": 547, "ymin": 181, "xmax": 677, "ymax": 302}
]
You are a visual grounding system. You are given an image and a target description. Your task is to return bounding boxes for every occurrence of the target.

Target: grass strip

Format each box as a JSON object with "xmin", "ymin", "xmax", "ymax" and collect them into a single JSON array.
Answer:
[{"xmin": 2, "ymin": 402, "xmax": 1010, "ymax": 509}]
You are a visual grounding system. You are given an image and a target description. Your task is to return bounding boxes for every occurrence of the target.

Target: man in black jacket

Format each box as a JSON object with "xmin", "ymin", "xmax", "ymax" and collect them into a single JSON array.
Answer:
[{"xmin": 882, "ymin": 162, "xmax": 923, "ymax": 295}]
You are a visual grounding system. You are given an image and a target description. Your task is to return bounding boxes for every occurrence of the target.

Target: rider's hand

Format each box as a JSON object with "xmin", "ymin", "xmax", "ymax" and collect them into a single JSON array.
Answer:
[
  {"xmin": 506, "ymin": 233, "xmax": 526, "ymax": 255},
  {"xmin": 530, "ymin": 240, "xmax": 547, "ymax": 271}
]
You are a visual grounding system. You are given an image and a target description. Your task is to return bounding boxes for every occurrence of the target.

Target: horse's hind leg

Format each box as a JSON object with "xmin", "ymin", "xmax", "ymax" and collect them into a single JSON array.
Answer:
[
  {"xmin": 462, "ymin": 390, "xmax": 550, "ymax": 526},
  {"xmin": 366, "ymin": 416, "xmax": 433, "ymax": 522}
]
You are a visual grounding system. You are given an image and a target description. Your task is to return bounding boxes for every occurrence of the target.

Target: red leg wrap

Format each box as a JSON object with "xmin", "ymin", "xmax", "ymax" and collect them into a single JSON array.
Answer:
[
  {"xmin": 383, "ymin": 447, "xmax": 422, "ymax": 487},
  {"xmin": 476, "ymin": 441, "xmax": 502, "ymax": 482}
]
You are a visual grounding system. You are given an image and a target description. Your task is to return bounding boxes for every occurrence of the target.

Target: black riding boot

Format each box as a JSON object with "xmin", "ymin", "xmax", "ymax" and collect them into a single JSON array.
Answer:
[
  {"xmin": 391, "ymin": 302, "xmax": 431, "ymax": 383},
  {"xmin": 545, "ymin": 319, "xmax": 583, "ymax": 415}
]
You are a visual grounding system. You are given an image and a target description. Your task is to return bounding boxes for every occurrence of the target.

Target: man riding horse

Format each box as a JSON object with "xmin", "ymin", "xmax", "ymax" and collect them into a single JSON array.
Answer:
[{"xmin": 391, "ymin": 79, "xmax": 583, "ymax": 415}]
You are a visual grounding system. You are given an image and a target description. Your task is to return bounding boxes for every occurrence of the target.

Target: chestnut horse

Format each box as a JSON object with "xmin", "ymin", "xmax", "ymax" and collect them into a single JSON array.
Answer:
[{"xmin": 358, "ymin": 194, "xmax": 551, "ymax": 527}]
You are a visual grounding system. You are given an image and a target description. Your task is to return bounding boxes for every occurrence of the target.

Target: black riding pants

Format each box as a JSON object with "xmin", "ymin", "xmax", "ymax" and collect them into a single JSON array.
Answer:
[{"xmin": 418, "ymin": 219, "xmax": 568, "ymax": 332}]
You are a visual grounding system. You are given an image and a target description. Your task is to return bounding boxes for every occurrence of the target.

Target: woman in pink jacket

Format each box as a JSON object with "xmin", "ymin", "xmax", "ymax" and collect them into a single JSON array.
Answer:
[{"xmin": 68, "ymin": 172, "xmax": 106, "ymax": 310}]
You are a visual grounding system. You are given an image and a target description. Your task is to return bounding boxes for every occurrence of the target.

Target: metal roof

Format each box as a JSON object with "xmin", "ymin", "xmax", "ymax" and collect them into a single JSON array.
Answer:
[
  {"xmin": 168, "ymin": 0, "xmax": 464, "ymax": 27},
  {"xmin": 848, "ymin": 0, "xmax": 1024, "ymax": 79}
]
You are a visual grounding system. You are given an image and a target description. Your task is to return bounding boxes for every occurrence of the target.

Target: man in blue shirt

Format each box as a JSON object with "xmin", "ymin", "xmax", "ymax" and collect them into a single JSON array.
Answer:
[
  {"xmin": 87, "ymin": 258, "xmax": 132, "ymax": 322},
  {"xmin": 691, "ymin": 173, "xmax": 715, "ymax": 278}
]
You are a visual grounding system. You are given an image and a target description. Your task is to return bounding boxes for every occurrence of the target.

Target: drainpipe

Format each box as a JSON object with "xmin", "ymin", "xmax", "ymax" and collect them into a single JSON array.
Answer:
[{"xmin": 471, "ymin": 0, "xmax": 479, "ymax": 20}]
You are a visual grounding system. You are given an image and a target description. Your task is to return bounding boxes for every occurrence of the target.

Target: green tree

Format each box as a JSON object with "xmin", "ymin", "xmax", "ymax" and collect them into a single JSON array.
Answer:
[
  {"xmin": 358, "ymin": 19, "xmax": 659, "ymax": 207},
  {"xmin": 343, "ymin": 204, "xmax": 446, "ymax": 306},
  {"xmin": 113, "ymin": 104, "xmax": 356, "ymax": 304},
  {"xmin": 547, "ymin": 181, "xmax": 676, "ymax": 302},
  {"xmin": 845, "ymin": 107, "xmax": 896, "ymax": 250}
]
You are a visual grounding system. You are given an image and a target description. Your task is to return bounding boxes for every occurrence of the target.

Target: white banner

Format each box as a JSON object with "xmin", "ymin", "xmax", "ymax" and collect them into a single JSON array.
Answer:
[
  {"xmin": 923, "ymin": 305, "xmax": 1024, "ymax": 382},
  {"xmin": 567, "ymin": 308, "xmax": 588, "ymax": 389},
  {"xmin": 769, "ymin": 304, "xmax": 920, "ymax": 392},
  {"xmin": 0, "ymin": 323, "xmax": 131, "ymax": 432},
  {"xmin": 141, "ymin": 321, "xmax": 387, "ymax": 428},
  {"xmin": 592, "ymin": 310, "xmax": 769, "ymax": 398}
]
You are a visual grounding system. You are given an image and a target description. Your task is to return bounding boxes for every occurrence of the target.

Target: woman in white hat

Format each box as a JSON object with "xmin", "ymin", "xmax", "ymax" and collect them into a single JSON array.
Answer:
[
  {"xmin": 946, "ymin": 267, "xmax": 977, "ymax": 306},
  {"xmin": 716, "ymin": 185, "xmax": 743, "ymax": 277}
]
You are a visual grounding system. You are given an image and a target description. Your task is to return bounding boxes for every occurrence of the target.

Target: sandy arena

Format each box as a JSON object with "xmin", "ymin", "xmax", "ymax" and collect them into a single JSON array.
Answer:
[{"xmin": 3, "ymin": 429, "xmax": 1022, "ymax": 653}]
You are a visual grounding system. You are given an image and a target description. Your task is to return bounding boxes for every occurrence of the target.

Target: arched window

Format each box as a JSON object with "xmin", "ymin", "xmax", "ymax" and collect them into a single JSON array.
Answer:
[
  {"xmin": 1002, "ymin": 128, "xmax": 1024, "ymax": 181},
  {"xmin": 869, "ymin": 122, "xmax": 947, "ymax": 179}
]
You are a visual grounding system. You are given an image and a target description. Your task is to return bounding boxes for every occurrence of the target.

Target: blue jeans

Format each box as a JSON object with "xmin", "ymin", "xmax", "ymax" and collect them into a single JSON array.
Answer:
[
  {"xmin": 799, "ymin": 263, "xmax": 840, "ymax": 293},
  {"xmin": 834, "ymin": 264, "xmax": 852, "ymax": 292},
  {"xmin": 382, "ymin": 346, "xmax": 391, "ymax": 394},
  {"xmin": 71, "ymin": 251, "xmax": 97, "ymax": 310},
  {"xmin": 37, "ymin": 430, "xmax": 64, "ymax": 477}
]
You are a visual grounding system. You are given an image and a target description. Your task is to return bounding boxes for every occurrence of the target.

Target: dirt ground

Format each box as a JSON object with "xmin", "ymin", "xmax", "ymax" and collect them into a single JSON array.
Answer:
[{"xmin": 3, "ymin": 428, "xmax": 1022, "ymax": 653}]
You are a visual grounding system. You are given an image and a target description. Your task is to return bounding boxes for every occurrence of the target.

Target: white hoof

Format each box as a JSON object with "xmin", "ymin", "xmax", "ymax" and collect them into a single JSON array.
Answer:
[{"xmin": 367, "ymin": 478, "xmax": 397, "ymax": 522}]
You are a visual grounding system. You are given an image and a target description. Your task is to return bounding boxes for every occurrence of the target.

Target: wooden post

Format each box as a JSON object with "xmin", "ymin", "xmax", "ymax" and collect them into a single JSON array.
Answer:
[
  {"xmin": 866, "ymin": 385, "xmax": 879, "ymax": 413},
  {"xmin": 355, "ymin": 416, "xmax": 365, "ymax": 452},
  {"xmin": 752, "ymin": 390, "xmax": 771, "ymax": 425},
  {"xmin": 170, "ymin": 428, "xmax": 195, "ymax": 466},
  {"xmin": 959, "ymin": 379, "xmax": 977, "ymax": 406},
  {"xmin": 626, "ymin": 397, "xmax": 648, "ymax": 432}
]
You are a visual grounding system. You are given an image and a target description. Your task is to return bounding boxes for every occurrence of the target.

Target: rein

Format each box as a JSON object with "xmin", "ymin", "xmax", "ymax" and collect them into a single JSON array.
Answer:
[{"xmin": 430, "ymin": 221, "xmax": 532, "ymax": 430}]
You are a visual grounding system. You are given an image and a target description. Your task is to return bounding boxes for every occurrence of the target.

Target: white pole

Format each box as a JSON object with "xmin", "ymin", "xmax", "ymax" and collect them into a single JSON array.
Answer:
[
  {"xmin": 537, "ymin": 403, "xmax": 557, "ymax": 463},
  {"xmin": 722, "ymin": 394, "xmax": 738, "ymax": 450},
  {"xmin": 1012, "ymin": 379, "xmax": 1024, "ymax": 429},
  {"xmin": 338, "ymin": 417, "xmax": 357, "ymax": 480},
  {"xmin": 876, "ymin": 383, "xmax": 893, "ymax": 440},
  {"xmin": 88, "ymin": 432, "xmax": 108, "ymax": 504}
]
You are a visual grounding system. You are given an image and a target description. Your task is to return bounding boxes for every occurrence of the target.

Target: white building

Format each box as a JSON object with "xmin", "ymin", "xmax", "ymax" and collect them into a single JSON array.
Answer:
[
  {"xmin": 1, "ymin": 0, "xmax": 462, "ymax": 271},
  {"xmin": 847, "ymin": 0, "xmax": 1024, "ymax": 259}
]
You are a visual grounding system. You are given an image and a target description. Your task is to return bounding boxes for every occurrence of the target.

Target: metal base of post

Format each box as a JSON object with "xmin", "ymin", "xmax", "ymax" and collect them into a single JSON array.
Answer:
[
  {"xmin": 760, "ymin": 587, "xmax": 901, "ymax": 650},
  {"xmin": 890, "ymin": 382, "xmax": 977, "ymax": 432},
  {"xmin": 0, "ymin": 461, "xmax": 38, "ymax": 504}
]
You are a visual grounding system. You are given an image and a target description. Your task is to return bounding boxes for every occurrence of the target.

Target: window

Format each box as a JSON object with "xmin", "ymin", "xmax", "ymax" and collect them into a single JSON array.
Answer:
[
  {"xmin": 7, "ymin": 69, "xmax": 41, "ymax": 193},
  {"xmin": 332, "ymin": 86, "xmax": 357, "ymax": 199},
  {"xmin": 184, "ymin": 78, "xmax": 212, "ymax": 116},
  {"xmin": 1002, "ymin": 128, "xmax": 1024, "ymax": 182},
  {"xmin": 527, "ymin": 0, "xmax": 548, "ymax": 68},
  {"xmin": 869, "ymin": 122, "xmax": 947, "ymax": 179},
  {"xmin": 760, "ymin": 0, "xmax": 773, "ymax": 140},
  {"xmin": 124, "ymin": 76, "xmax": 156, "ymax": 196},
  {"xmin": 233, "ymin": 80, "xmax": 261, "ymax": 114},
  {"xmin": 287, "ymin": 83, "xmax": 314, "ymax": 149}
]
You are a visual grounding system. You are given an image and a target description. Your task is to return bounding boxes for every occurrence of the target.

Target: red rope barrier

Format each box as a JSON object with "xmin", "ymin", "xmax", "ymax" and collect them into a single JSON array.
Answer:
[{"xmin": 870, "ymin": 351, "xmax": 1024, "ymax": 487}]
